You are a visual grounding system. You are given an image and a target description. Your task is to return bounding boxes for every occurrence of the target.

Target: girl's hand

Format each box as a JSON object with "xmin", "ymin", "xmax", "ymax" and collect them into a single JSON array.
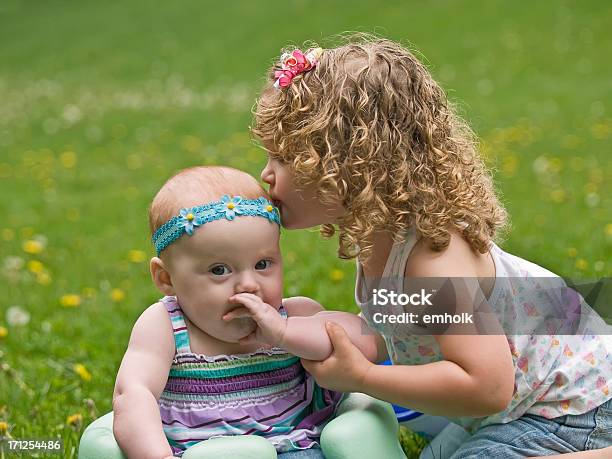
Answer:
[
  {"xmin": 301, "ymin": 322, "xmax": 374, "ymax": 393},
  {"xmin": 225, "ymin": 293, "xmax": 287, "ymax": 347}
]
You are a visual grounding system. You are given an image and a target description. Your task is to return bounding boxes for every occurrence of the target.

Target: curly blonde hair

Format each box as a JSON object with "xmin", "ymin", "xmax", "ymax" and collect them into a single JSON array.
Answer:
[{"xmin": 253, "ymin": 34, "xmax": 507, "ymax": 260}]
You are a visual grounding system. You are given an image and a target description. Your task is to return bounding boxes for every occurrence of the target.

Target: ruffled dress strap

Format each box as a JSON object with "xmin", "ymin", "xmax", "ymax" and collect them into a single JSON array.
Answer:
[{"xmin": 161, "ymin": 296, "xmax": 192, "ymax": 354}]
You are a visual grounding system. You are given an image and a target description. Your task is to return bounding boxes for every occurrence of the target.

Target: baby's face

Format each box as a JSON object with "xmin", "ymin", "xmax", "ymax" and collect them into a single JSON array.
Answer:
[{"xmin": 165, "ymin": 216, "xmax": 283, "ymax": 343}]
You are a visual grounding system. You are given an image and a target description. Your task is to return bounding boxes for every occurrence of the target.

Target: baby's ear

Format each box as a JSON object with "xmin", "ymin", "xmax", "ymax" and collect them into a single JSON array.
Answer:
[{"xmin": 150, "ymin": 257, "xmax": 175, "ymax": 296}]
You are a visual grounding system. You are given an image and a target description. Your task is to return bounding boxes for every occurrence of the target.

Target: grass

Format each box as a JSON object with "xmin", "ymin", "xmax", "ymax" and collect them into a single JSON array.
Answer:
[{"xmin": 0, "ymin": 1, "xmax": 610, "ymax": 457}]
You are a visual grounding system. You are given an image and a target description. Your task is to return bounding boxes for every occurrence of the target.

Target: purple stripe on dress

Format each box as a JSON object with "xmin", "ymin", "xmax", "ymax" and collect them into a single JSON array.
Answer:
[
  {"xmin": 296, "ymin": 390, "xmax": 342, "ymax": 430},
  {"xmin": 163, "ymin": 414, "xmax": 251, "ymax": 428},
  {"xmin": 257, "ymin": 383, "xmax": 308, "ymax": 423},
  {"xmin": 244, "ymin": 425, "xmax": 274, "ymax": 435},
  {"xmin": 173, "ymin": 326, "xmax": 188, "ymax": 332},
  {"xmin": 295, "ymin": 405, "xmax": 334, "ymax": 431},
  {"xmin": 164, "ymin": 366, "xmax": 303, "ymax": 394},
  {"xmin": 161, "ymin": 382, "xmax": 311, "ymax": 429}
]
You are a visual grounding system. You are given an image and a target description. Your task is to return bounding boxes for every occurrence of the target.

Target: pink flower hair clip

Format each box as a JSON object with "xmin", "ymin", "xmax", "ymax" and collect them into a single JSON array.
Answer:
[{"xmin": 273, "ymin": 47, "xmax": 323, "ymax": 89}]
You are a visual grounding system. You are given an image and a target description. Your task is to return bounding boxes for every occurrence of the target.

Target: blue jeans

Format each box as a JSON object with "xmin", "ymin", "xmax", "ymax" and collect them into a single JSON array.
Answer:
[
  {"xmin": 277, "ymin": 447, "xmax": 325, "ymax": 458},
  {"xmin": 449, "ymin": 397, "xmax": 612, "ymax": 458}
]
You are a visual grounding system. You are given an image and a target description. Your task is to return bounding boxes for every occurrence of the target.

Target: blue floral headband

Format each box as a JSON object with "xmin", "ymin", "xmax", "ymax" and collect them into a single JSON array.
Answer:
[{"xmin": 152, "ymin": 195, "xmax": 281, "ymax": 255}]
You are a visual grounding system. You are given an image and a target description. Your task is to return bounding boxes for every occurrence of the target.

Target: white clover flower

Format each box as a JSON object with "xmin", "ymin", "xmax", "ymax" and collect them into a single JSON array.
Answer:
[
  {"xmin": 6, "ymin": 305, "xmax": 30, "ymax": 327},
  {"xmin": 2, "ymin": 256, "xmax": 24, "ymax": 271}
]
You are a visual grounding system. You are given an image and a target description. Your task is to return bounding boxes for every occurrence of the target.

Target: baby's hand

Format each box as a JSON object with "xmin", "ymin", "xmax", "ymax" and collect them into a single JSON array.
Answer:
[{"xmin": 225, "ymin": 293, "xmax": 287, "ymax": 347}]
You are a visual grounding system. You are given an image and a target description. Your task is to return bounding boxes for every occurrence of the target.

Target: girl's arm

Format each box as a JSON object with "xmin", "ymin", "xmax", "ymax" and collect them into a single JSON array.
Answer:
[
  {"xmin": 112, "ymin": 303, "xmax": 176, "ymax": 459},
  {"xmin": 302, "ymin": 321, "xmax": 514, "ymax": 418},
  {"xmin": 304, "ymin": 231, "xmax": 515, "ymax": 418},
  {"xmin": 225, "ymin": 293, "xmax": 384, "ymax": 362}
]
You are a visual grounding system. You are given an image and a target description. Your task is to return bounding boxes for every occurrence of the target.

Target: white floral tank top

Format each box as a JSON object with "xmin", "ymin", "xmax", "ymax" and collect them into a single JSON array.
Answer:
[{"xmin": 355, "ymin": 228, "xmax": 612, "ymax": 433}]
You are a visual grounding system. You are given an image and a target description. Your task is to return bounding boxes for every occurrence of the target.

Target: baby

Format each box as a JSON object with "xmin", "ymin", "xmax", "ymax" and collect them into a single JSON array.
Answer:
[{"xmin": 111, "ymin": 166, "xmax": 385, "ymax": 459}]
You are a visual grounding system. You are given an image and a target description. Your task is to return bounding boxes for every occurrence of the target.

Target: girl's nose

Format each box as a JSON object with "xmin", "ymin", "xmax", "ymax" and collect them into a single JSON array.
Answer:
[{"xmin": 260, "ymin": 160, "xmax": 274, "ymax": 185}]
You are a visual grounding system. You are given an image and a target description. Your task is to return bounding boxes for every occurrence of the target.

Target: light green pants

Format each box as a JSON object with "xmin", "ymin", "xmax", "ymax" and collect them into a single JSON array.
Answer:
[{"xmin": 78, "ymin": 393, "xmax": 406, "ymax": 459}]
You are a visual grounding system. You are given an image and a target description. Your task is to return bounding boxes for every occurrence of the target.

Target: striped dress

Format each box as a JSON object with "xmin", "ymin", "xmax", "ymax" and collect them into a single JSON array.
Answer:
[{"xmin": 159, "ymin": 296, "xmax": 342, "ymax": 457}]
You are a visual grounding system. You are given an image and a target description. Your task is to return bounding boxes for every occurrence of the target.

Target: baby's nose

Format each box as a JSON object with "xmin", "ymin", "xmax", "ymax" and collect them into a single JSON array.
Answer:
[{"xmin": 235, "ymin": 273, "xmax": 259, "ymax": 294}]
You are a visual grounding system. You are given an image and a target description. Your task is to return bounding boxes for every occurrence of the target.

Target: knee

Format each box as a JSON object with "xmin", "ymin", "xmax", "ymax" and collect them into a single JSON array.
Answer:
[
  {"xmin": 182, "ymin": 435, "xmax": 277, "ymax": 459},
  {"xmin": 78, "ymin": 412, "xmax": 126, "ymax": 459},
  {"xmin": 334, "ymin": 393, "xmax": 400, "ymax": 434},
  {"xmin": 320, "ymin": 396, "xmax": 406, "ymax": 459}
]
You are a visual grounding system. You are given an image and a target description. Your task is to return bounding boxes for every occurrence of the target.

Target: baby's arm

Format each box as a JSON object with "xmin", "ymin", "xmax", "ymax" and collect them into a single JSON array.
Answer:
[
  {"xmin": 283, "ymin": 296, "xmax": 382, "ymax": 361},
  {"xmin": 112, "ymin": 302, "xmax": 176, "ymax": 459},
  {"xmin": 226, "ymin": 294, "xmax": 384, "ymax": 362}
]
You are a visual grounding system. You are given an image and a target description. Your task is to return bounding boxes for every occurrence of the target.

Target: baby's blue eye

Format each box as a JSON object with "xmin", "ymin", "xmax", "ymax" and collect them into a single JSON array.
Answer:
[
  {"xmin": 210, "ymin": 265, "xmax": 231, "ymax": 276},
  {"xmin": 255, "ymin": 259, "xmax": 271, "ymax": 270}
]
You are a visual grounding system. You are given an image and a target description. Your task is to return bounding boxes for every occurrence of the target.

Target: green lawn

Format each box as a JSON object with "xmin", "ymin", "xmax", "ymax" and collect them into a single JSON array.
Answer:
[{"xmin": 0, "ymin": 1, "xmax": 610, "ymax": 457}]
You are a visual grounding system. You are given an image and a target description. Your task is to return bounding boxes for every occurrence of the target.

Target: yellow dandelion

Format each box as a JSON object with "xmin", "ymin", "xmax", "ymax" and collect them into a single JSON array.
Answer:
[
  {"xmin": 575, "ymin": 259, "xmax": 588, "ymax": 271},
  {"xmin": 60, "ymin": 294, "xmax": 81, "ymax": 307},
  {"xmin": 329, "ymin": 269, "xmax": 345, "ymax": 282},
  {"xmin": 549, "ymin": 189, "xmax": 566, "ymax": 203},
  {"xmin": 22, "ymin": 239, "xmax": 44, "ymax": 254},
  {"xmin": 27, "ymin": 260, "xmax": 44, "ymax": 274},
  {"xmin": 605, "ymin": 223, "xmax": 612, "ymax": 237},
  {"xmin": 567, "ymin": 248, "xmax": 577, "ymax": 258},
  {"xmin": 36, "ymin": 272, "xmax": 52, "ymax": 286},
  {"xmin": 127, "ymin": 250, "xmax": 146, "ymax": 263},
  {"xmin": 1, "ymin": 229, "xmax": 14, "ymax": 241},
  {"xmin": 73, "ymin": 363, "xmax": 92, "ymax": 382},
  {"xmin": 0, "ymin": 326, "xmax": 7, "ymax": 338},
  {"xmin": 0, "ymin": 421, "xmax": 8, "ymax": 435},
  {"xmin": 66, "ymin": 413, "xmax": 83, "ymax": 428},
  {"xmin": 60, "ymin": 151, "xmax": 77, "ymax": 168},
  {"xmin": 110, "ymin": 288, "xmax": 125, "ymax": 302}
]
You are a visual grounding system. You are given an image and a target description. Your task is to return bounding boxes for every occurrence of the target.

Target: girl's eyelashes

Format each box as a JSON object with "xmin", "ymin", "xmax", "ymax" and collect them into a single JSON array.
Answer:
[
  {"xmin": 209, "ymin": 264, "xmax": 231, "ymax": 276},
  {"xmin": 255, "ymin": 259, "xmax": 272, "ymax": 270}
]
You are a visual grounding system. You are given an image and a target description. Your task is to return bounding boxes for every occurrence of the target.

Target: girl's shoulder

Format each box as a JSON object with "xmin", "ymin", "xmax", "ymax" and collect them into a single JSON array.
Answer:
[{"xmin": 405, "ymin": 227, "xmax": 494, "ymax": 279}]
